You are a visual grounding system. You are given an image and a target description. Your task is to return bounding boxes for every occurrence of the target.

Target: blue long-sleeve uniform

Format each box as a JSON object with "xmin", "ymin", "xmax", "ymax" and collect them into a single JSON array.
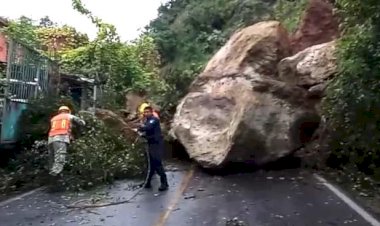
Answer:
[
  {"xmin": 138, "ymin": 116, "xmax": 167, "ymax": 187},
  {"xmin": 138, "ymin": 116, "xmax": 163, "ymax": 144}
]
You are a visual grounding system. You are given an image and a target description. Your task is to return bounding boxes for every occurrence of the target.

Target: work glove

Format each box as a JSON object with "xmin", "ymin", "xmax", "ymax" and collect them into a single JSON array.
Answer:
[{"xmin": 132, "ymin": 128, "xmax": 145, "ymax": 137}]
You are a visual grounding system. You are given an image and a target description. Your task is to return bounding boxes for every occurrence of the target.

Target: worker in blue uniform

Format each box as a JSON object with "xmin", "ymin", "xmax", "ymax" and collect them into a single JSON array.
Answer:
[{"xmin": 136, "ymin": 106, "xmax": 168, "ymax": 191}]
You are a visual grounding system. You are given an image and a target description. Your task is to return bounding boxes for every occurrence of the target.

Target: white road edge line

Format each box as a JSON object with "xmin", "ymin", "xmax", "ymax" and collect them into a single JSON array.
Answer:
[
  {"xmin": 0, "ymin": 186, "xmax": 46, "ymax": 207},
  {"xmin": 314, "ymin": 174, "xmax": 380, "ymax": 226}
]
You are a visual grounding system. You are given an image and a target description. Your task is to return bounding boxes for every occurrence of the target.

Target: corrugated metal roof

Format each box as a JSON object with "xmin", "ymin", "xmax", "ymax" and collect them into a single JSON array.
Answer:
[{"xmin": 60, "ymin": 73, "xmax": 94, "ymax": 84}]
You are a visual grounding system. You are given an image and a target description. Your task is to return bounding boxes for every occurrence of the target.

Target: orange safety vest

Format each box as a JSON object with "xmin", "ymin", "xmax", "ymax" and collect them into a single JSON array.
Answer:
[{"xmin": 48, "ymin": 113, "xmax": 72, "ymax": 137}]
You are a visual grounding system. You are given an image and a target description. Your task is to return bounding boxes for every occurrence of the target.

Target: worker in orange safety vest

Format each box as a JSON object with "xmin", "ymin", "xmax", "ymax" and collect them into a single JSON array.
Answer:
[{"xmin": 48, "ymin": 106, "xmax": 85, "ymax": 176}]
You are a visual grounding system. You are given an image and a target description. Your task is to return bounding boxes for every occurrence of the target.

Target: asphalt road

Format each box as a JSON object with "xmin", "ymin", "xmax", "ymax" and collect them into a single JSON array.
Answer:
[{"xmin": 0, "ymin": 163, "xmax": 378, "ymax": 226}]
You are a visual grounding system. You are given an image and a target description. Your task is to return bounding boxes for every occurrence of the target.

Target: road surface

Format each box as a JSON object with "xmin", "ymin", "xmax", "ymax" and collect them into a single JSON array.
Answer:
[{"xmin": 0, "ymin": 163, "xmax": 378, "ymax": 226}]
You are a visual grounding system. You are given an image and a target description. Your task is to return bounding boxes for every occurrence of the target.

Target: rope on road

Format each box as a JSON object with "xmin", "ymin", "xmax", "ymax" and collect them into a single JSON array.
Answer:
[{"xmin": 66, "ymin": 136, "xmax": 151, "ymax": 210}]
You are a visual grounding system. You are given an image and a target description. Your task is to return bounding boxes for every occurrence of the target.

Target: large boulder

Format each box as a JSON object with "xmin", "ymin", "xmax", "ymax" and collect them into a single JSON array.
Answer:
[{"xmin": 171, "ymin": 21, "xmax": 320, "ymax": 168}]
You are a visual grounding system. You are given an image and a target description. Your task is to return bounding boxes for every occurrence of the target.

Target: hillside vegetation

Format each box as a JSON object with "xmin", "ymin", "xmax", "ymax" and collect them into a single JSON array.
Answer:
[{"xmin": 323, "ymin": 0, "xmax": 380, "ymax": 181}]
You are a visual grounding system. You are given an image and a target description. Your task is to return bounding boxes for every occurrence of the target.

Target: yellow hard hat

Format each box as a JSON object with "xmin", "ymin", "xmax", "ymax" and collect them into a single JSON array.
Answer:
[
  {"xmin": 138, "ymin": 103, "xmax": 150, "ymax": 114},
  {"xmin": 58, "ymin": 106, "xmax": 71, "ymax": 113}
]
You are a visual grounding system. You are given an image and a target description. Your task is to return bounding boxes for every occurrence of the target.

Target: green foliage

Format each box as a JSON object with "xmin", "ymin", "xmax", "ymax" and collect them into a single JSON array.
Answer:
[
  {"xmin": 322, "ymin": 0, "xmax": 380, "ymax": 179},
  {"xmin": 130, "ymin": 35, "xmax": 161, "ymax": 76},
  {"xmin": 0, "ymin": 116, "xmax": 145, "ymax": 193},
  {"xmin": 0, "ymin": 141, "xmax": 49, "ymax": 195},
  {"xmin": 147, "ymin": 0, "xmax": 276, "ymax": 109},
  {"xmin": 274, "ymin": 0, "xmax": 309, "ymax": 32},
  {"xmin": 59, "ymin": 0, "xmax": 167, "ymax": 109},
  {"xmin": 71, "ymin": 0, "xmax": 119, "ymax": 43},
  {"xmin": 36, "ymin": 25, "xmax": 89, "ymax": 56},
  {"xmin": 59, "ymin": 45, "xmax": 94, "ymax": 74},
  {"xmin": 60, "ymin": 112, "xmax": 145, "ymax": 190},
  {"xmin": 60, "ymin": 38, "xmax": 166, "ymax": 109},
  {"xmin": 3, "ymin": 6, "xmax": 166, "ymax": 111},
  {"xmin": 2, "ymin": 16, "xmax": 89, "ymax": 59},
  {"xmin": 155, "ymin": 62, "xmax": 203, "ymax": 113},
  {"xmin": 2, "ymin": 16, "xmax": 41, "ymax": 49}
]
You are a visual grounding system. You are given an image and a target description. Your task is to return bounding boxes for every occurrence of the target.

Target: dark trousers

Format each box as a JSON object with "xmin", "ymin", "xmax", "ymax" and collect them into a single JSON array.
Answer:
[{"xmin": 147, "ymin": 142, "xmax": 168, "ymax": 186}]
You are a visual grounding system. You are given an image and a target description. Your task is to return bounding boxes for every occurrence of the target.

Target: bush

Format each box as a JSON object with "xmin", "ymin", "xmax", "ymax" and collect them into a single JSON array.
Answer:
[
  {"xmin": 59, "ymin": 112, "xmax": 146, "ymax": 190},
  {"xmin": 0, "ymin": 141, "xmax": 49, "ymax": 196},
  {"xmin": 322, "ymin": 0, "xmax": 380, "ymax": 181}
]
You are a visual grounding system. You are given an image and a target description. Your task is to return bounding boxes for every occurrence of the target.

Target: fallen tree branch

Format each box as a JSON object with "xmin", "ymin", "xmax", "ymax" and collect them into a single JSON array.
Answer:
[
  {"xmin": 69, "ymin": 198, "xmax": 92, "ymax": 206},
  {"xmin": 66, "ymin": 186, "xmax": 143, "ymax": 209},
  {"xmin": 86, "ymin": 209, "xmax": 101, "ymax": 215},
  {"xmin": 66, "ymin": 133, "xmax": 149, "ymax": 210}
]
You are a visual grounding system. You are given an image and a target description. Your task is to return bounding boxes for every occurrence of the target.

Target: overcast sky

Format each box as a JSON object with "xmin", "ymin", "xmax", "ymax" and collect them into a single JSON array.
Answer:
[{"xmin": 2, "ymin": 0, "xmax": 168, "ymax": 41}]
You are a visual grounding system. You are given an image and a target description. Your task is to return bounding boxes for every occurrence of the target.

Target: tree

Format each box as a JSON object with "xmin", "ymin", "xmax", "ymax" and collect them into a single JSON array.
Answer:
[
  {"xmin": 36, "ymin": 25, "xmax": 89, "ymax": 57},
  {"xmin": 130, "ymin": 34, "xmax": 161, "ymax": 76},
  {"xmin": 1, "ymin": 16, "xmax": 89, "ymax": 58},
  {"xmin": 39, "ymin": 16, "xmax": 55, "ymax": 28},
  {"xmin": 63, "ymin": 0, "xmax": 166, "ymax": 109},
  {"xmin": 2, "ymin": 16, "xmax": 40, "ymax": 49}
]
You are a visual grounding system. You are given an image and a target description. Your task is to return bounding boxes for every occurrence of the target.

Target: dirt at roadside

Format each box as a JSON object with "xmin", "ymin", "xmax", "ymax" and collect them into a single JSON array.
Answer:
[{"xmin": 321, "ymin": 168, "xmax": 380, "ymax": 219}]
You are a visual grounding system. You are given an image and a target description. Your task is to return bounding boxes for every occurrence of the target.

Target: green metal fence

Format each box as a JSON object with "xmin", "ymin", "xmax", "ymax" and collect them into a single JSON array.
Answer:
[{"xmin": 1, "ymin": 39, "xmax": 53, "ymax": 144}]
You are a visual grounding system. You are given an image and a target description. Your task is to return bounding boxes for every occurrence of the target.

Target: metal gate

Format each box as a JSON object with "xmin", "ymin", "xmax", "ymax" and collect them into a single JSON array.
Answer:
[{"xmin": 0, "ymin": 39, "xmax": 52, "ymax": 144}]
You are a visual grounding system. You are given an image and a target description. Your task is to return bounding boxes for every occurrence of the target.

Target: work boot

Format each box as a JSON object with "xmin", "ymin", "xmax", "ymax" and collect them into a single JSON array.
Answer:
[
  {"xmin": 47, "ymin": 174, "xmax": 64, "ymax": 193},
  {"xmin": 144, "ymin": 183, "xmax": 152, "ymax": 189},
  {"xmin": 158, "ymin": 175, "xmax": 169, "ymax": 191},
  {"xmin": 158, "ymin": 183, "xmax": 168, "ymax": 191}
]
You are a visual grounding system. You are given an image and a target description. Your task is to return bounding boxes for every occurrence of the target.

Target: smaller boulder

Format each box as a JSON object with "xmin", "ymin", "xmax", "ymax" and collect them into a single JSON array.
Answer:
[{"xmin": 278, "ymin": 40, "xmax": 337, "ymax": 88}]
